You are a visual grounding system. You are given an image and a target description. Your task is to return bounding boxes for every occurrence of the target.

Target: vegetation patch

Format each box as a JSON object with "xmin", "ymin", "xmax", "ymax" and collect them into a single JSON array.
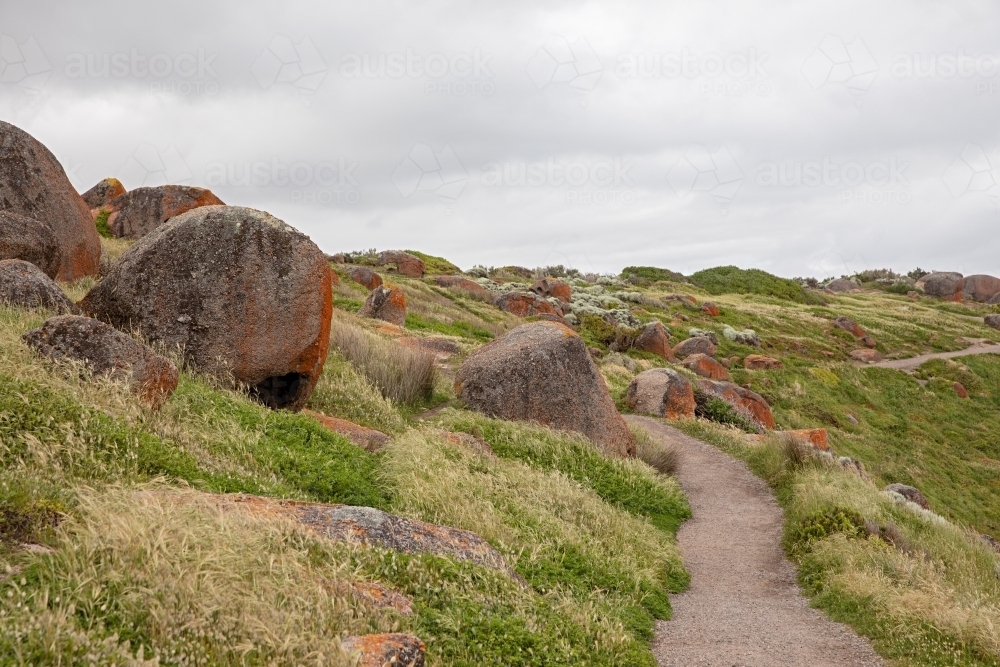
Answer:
[{"xmin": 688, "ymin": 266, "xmax": 821, "ymax": 304}]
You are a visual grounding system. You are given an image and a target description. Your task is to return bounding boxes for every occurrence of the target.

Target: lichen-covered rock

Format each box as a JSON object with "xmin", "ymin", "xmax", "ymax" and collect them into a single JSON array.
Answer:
[
  {"xmin": 0, "ymin": 259, "xmax": 78, "ymax": 313},
  {"xmin": 23, "ymin": 315, "xmax": 178, "ymax": 409},
  {"xmin": 883, "ymin": 483, "xmax": 930, "ymax": 510},
  {"xmin": 348, "ymin": 266, "xmax": 383, "ymax": 290},
  {"xmin": 106, "ymin": 185, "xmax": 224, "ymax": 240},
  {"xmin": 850, "ymin": 348, "xmax": 884, "ymax": 363},
  {"xmin": 673, "ymin": 336, "xmax": 716, "ymax": 359},
  {"xmin": 228, "ymin": 495, "xmax": 519, "ymax": 579},
  {"xmin": 697, "ymin": 379, "xmax": 775, "ymax": 429},
  {"xmin": 825, "ymin": 278, "xmax": 860, "ymax": 292},
  {"xmin": 455, "ymin": 321, "xmax": 635, "ymax": 457},
  {"xmin": 334, "ymin": 581, "xmax": 413, "ymax": 615},
  {"xmin": 785, "ymin": 428, "xmax": 829, "ymax": 451},
  {"xmin": 358, "ymin": 285, "xmax": 407, "ymax": 326},
  {"xmin": 342, "ymin": 633, "xmax": 426, "ymax": 667},
  {"xmin": 682, "ymin": 353, "xmax": 731, "ymax": 380},
  {"xmin": 916, "ymin": 272, "xmax": 964, "ymax": 301},
  {"xmin": 688, "ymin": 328, "xmax": 719, "ymax": 345},
  {"xmin": 81, "ymin": 177, "xmax": 126, "ymax": 209},
  {"xmin": 953, "ymin": 381, "xmax": 969, "ymax": 398},
  {"xmin": 79, "ymin": 205, "xmax": 332, "ymax": 411},
  {"xmin": 985, "ymin": 314, "xmax": 1000, "ymax": 331},
  {"xmin": 531, "ymin": 277, "xmax": 572, "ymax": 303},
  {"xmin": 990, "ymin": 293, "xmax": 1000, "ymax": 305},
  {"xmin": 494, "ymin": 291, "xmax": 560, "ymax": 317},
  {"xmin": 700, "ymin": 301, "xmax": 721, "ymax": 316},
  {"xmin": 962, "ymin": 275, "xmax": 1000, "ymax": 302},
  {"xmin": 626, "ymin": 368, "xmax": 695, "ymax": 419},
  {"xmin": 832, "ymin": 316, "xmax": 866, "ymax": 338},
  {"xmin": 377, "ymin": 250, "xmax": 424, "ymax": 277},
  {"xmin": 722, "ymin": 326, "xmax": 761, "ymax": 347},
  {"xmin": 435, "ymin": 275, "xmax": 491, "ymax": 299},
  {"xmin": 633, "ymin": 321, "xmax": 674, "ymax": 360},
  {"xmin": 303, "ymin": 409, "xmax": 391, "ymax": 452},
  {"xmin": 0, "ymin": 210, "xmax": 61, "ymax": 278},
  {"xmin": 0, "ymin": 121, "xmax": 101, "ymax": 280},
  {"xmin": 743, "ymin": 354, "xmax": 782, "ymax": 370}
]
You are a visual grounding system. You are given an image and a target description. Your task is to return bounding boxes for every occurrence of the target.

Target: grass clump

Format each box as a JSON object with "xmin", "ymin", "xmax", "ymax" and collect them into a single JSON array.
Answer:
[
  {"xmin": 620, "ymin": 266, "xmax": 687, "ymax": 286},
  {"xmin": 93, "ymin": 208, "xmax": 113, "ymax": 238},
  {"xmin": 328, "ymin": 317, "xmax": 435, "ymax": 404},
  {"xmin": 633, "ymin": 426, "xmax": 681, "ymax": 476},
  {"xmin": 688, "ymin": 265, "xmax": 821, "ymax": 304},
  {"xmin": 404, "ymin": 249, "xmax": 461, "ymax": 275}
]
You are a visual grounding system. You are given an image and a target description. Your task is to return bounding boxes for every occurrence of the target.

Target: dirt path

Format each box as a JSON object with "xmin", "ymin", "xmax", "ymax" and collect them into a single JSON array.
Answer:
[
  {"xmin": 625, "ymin": 415, "xmax": 883, "ymax": 667},
  {"xmin": 868, "ymin": 339, "xmax": 1000, "ymax": 371}
]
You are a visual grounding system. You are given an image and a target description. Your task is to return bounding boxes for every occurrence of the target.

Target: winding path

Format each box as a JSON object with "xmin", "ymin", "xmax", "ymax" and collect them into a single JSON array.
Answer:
[
  {"xmin": 625, "ymin": 415, "xmax": 883, "ymax": 667},
  {"xmin": 867, "ymin": 339, "xmax": 1000, "ymax": 371}
]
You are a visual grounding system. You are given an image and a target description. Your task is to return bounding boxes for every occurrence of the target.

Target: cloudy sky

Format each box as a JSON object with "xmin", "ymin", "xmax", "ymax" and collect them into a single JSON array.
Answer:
[{"xmin": 1, "ymin": 0, "xmax": 998, "ymax": 278}]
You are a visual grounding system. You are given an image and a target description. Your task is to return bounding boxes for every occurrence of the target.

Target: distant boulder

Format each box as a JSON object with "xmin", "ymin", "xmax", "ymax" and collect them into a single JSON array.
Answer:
[
  {"xmin": 358, "ymin": 285, "xmax": 407, "ymax": 326},
  {"xmin": 106, "ymin": 185, "xmax": 224, "ymax": 239},
  {"xmin": 494, "ymin": 292, "xmax": 560, "ymax": 317},
  {"xmin": 682, "ymin": 353, "xmax": 731, "ymax": 380},
  {"xmin": 673, "ymin": 336, "xmax": 716, "ymax": 359},
  {"xmin": 0, "ymin": 120, "xmax": 101, "ymax": 280},
  {"xmin": 990, "ymin": 293, "xmax": 1000, "ymax": 305},
  {"xmin": 455, "ymin": 321, "xmax": 635, "ymax": 457},
  {"xmin": 916, "ymin": 272, "xmax": 964, "ymax": 301},
  {"xmin": 80, "ymin": 206, "xmax": 333, "ymax": 411},
  {"xmin": 626, "ymin": 368, "xmax": 695, "ymax": 419},
  {"xmin": 377, "ymin": 250, "xmax": 424, "ymax": 277},
  {"xmin": 435, "ymin": 275, "xmax": 492, "ymax": 299},
  {"xmin": 962, "ymin": 275, "xmax": 1000, "ymax": 303},
  {"xmin": 632, "ymin": 321, "xmax": 674, "ymax": 360},
  {"xmin": 832, "ymin": 316, "xmax": 866, "ymax": 338},
  {"xmin": 850, "ymin": 348, "xmax": 884, "ymax": 363},
  {"xmin": 23, "ymin": 315, "xmax": 178, "ymax": 409},
  {"xmin": 700, "ymin": 301, "xmax": 721, "ymax": 316},
  {"xmin": 348, "ymin": 266, "xmax": 383, "ymax": 290},
  {"xmin": 984, "ymin": 314, "xmax": 1000, "ymax": 331},
  {"xmin": 81, "ymin": 177, "xmax": 126, "ymax": 209},
  {"xmin": 743, "ymin": 354, "xmax": 782, "ymax": 370},
  {"xmin": 0, "ymin": 259, "xmax": 78, "ymax": 314},
  {"xmin": 0, "ymin": 210, "xmax": 61, "ymax": 278},
  {"xmin": 883, "ymin": 483, "xmax": 930, "ymax": 510},
  {"xmin": 825, "ymin": 278, "xmax": 860, "ymax": 293},
  {"xmin": 697, "ymin": 379, "xmax": 775, "ymax": 429},
  {"xmin": 531, "ymin": 277, "xmax": 572, "ymax": 303}
]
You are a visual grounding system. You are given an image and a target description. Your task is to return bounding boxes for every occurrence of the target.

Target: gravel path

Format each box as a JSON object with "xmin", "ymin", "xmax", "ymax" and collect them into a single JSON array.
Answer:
[
  {"xmin": 867, "ymin": 339, "xmax": 1000, "ymax": 371},
  {"xmin": 625, "ymin": 415, "xmax": 883, "ymax": 667}
]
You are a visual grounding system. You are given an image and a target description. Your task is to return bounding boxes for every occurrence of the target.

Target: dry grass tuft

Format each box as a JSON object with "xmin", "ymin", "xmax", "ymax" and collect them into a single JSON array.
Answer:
[
  {"xmin": 329, "ymin": 316, "xmax": 435, "ymax": 404},
  {"xmin": 633, "ymin": 426, "xmax": 681, "ymax": 476}
]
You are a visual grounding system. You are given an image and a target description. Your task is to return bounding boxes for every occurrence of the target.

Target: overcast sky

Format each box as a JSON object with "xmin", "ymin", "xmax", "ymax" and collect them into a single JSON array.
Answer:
[{"xmin": 1, "ymin": 1, "xmax": 998, "ymax": 278}]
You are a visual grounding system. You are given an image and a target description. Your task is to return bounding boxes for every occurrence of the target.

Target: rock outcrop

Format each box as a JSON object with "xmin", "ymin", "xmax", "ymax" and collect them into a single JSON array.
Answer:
[
  {"xmin": 625, "ymin": 368, "xmax": 695, "ymax": 419},
  {"xmin": 358, "ymin": 285, "xmax": 407, "ymax": 326},
  {"xmin": 81, "ymin": 177, "xmax": 126, "ymax": 209},
  {"xmin": 80, "ymin": 205, "xmax": 332, "ymax": 411},
  {"xmin": 377, "ymin": 250, "xmax": 424, "ymax": 277},
  {"xmin": 963, "ymin": 275, "xmax": 1000, "ymax": 303},
  {"xmin": 23, "ymin": 315, "xmax": 178, "ymax": 409},
  {"xmin": 0, "ymin": 259, "xmax": 78, "ymax": 314},
  {"xmin": 916, "ymin": 272, "xmax": 964, "ymax": 301},
  {"xmin": 493, "ymin": 292, "xmax": 560, "ymax": 317},
  {"xmin": 455, "ymin": 321, "xmax": 635, "ymax": 457},
  {"xmin": 673, "ymin": 336, "xmax": 716, "ymax": 359},
  {"xmin": 850, "ymin": 348, "xmax": 884, "ymax": 363},
  {"xmin": 435, "ymin": 275, "xmax": 492, "ymax": 299},
  {"xmin": 106, "ymin": 185, "xmax": 224, "ymax": 239},
  {"xmin": 0, "ymin": 210, "xmax": 62, "ymax": 278},
  {"xmin": 825, "ymin": 278, "xmax": 860, "ymax": 293},
  {"xmin": 531, "ymin": 277, "xmax": 572, "ymax": 303},
  {"xmin": 0, "ymin": 121, "xmax": 101, "ymax": 280},
  {"xmin": 348, "ymin": 266, "xmax": 383, "ymax": 290},
  {"xmin": 984, "ymin": 314, "xmax": 1000, "ymax": 331},
  {"xmin": 682, "ymin": 353, "xmax": 731, "ymax": 380},
  {"xmin": 743, "ymin": 354, "xmax": 782, "ymax": 370},
  {"xmin": 632, "ymin": 321, "xmax": 674, "ymax": 360},
  {"xmin": 700, "ymin": 302, "xmax": 721, "ymax": 316}
]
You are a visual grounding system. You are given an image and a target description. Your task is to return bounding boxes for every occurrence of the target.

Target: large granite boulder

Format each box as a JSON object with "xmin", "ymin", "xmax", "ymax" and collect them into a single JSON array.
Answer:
[
  {"xmin": 23, "ymin": 315, "xmax": 178, "ymax": 409},
  {"xmin": 0, "ymin": 259, "xmax": 78, "ymax": 313},
  {"xmin": 625, "ymin": 368, "xmax": 695, "ymax": 419},
  {"xmin": 455, "ymin": 321, "xmax": 635, "ymax": 457},
  {"xmin": 81, "ymin": 177, "xmax": 126, "ymax": 209},
  {"xmin": 963, "ymin": 275, "xmax": 1000, "ymax": 303},
  {"xmin": 358, "ymin": 285, "xmax": 407, "ymax": 326},
  {"xmin": 825, "ymin": 278, "xmax": 860, "ymax": 293},
  {"xmin": 494, "ymin": 291, "xmax": 560, "ymax": 317},
  {"xmin": 435, "ymin": 275, "xmax": 492, "ymax": 300},
  {"xmin": 916, "ymin": 272, "xmax": 964, "ymax": 301},
  {"xmin": 106, "ymin": 185, "xmax": 224, "ymax": 239},
  {"xmin": 348, "ymin": 266, "xmax": 383, "ymax": 290},
  {"xmin": 632, "ymin": 321, "xmax": 674, "ymax": 360},
  {"xmin": 530, "ymin": 277, "xmax": 572, "ymax": 303},
  {"xmin": 673, "ymin": 335, "xmax": 717, "ymax": 359},
  {"xmin": 80, "ymin": 206, "xmax": 332, "ymax": 411},
  {"xmin": 0, "ymin": 121, "xmax": 101, "ymax": 280},
  {"xmin": 377, "ymin": 250, "xmax": 424, "ymax": 277},
  {"xmin": 682, "ymin": 353, "xmax": 731, "ymax": 380},
  {"xmin": 984, "ymin": 314, "xmax": 1000, "ymax": 331},
  {"xmin": 0, "ymin": 210, "xmax": 61, "ymax": 278},
  {"xmin": 696, "ymin": 379, "xmax": 775, "ymax": 429}
]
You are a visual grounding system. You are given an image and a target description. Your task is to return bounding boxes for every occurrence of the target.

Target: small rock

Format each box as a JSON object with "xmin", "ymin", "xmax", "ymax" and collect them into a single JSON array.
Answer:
[
  {"xmin": 697, "ymin": 379, "xmax": 775, "ymax": 429},
  {"xmin": 105, "ymin": 185, "xmax": 225, "ymax": 240},
  {"xmin": 915, "ymin": 272, "xmax": 964, "ymax": 302},
  {"xmin": 846, "ymin": 413, "xmax": 859, "ymax": 424},
  {"xmin": 632, "ymin": 321, "xmax": 674, "ymax": 360},
  {"xmin": 303, "ymin": 410, "xmax": 391, "ymax": 452},
  {"xmin": 0, "ymin": 259, "xmax": 78, "ymax": 314},
  {"xmin": 883, "ymin": 483, "xmax": 930, "ymax": 510},
  {"xmin": 953, "ymin": 382, "xmax": 969, "ymax": 398},
  {"xmin": 334, "ymin": 581, "xmax": 413, "ymax": 615},
  {"xmin": 673, "ymin": 336, "xmax": 716, "ymax": 359},
  {"xmin": 682, "ymin": 353, "xmax": 731, "ymax": 380},
  {"xmin": 832, "ymin": 316, "xmax": 866, "ymax": 339},
  {"xmin": 81, "ymin": 178, "xmax": 126, "ymax": 209},
  {"xmin": 984, "ymin": 314, "xmax": 1000, "ymax": 331},
  {"xmin": 743, "ymin": 354, "xmax": 782, "ymax": 370},
  {"xmin": 839, "ymin": 456, "xmax": 869, "ymax": 479},
  {"xmin": 850, "ymin": 349, "xmax": 884, "ymax": 363},
  {"xmin": 785, "ymin": 428, "xmax": 829, "ymax": 451},
  {"xmin": 990, "ymin": 293, "xmax": 1000, "ymax": 305},
  {"xmin": 359, "ymin": 285, "xmax": 407, "ymax": 326},
  {"xmin": 342, "ymin": 633, "xmax": 426, "ymax": 667},
  {"xmin": 377, "ymin": 250, "xmax": 424, "ymax": 277},
  {"xmin": 860, "ymin": 335, "xmax": 877, "ymax": 348},
  {"xmin": 626, "ymin": 368, "xmax": 696, "ymax": 419},
  {"xmin": 980, "ymin": 534, "xmax": 1000, "ymax": 555},
  {"xmin": 23, "ymin": 315, "xmax": 178, "ymax": 409},
  {"xmin": 0, "ymin": 211, "xmax": 62, "ymax": 278},
  {"xmin": 442, "ymin": 430, "xmax": 495, "ymax": 457},
  {"xmin": 907, "ymin": 291, "xmax": 920, "ymax": 300},
  {"xmin": 493, "ymin": 292, "xmax": 560, "ymax": 317},
  {"xmin": 348, "ymin": 266, "xmax": 383, "ymax": 290},
  {"xmin": 722, "ymin": 326, "xmax": 761, "ymax": 347},
  {"xmin": 700, "ymin": 301, "xmax": 721, "ymax": 316}
]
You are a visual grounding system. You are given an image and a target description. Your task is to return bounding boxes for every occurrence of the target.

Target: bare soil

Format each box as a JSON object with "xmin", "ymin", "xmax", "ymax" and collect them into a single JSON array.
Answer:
[{"xmin": 625, "ymin": 415, "xmax": 883, "ymax": 667}]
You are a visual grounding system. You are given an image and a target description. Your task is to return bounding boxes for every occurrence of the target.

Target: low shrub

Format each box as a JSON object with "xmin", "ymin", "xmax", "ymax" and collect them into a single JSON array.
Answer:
[
  {"xmin": 688, "ymin": 266, "xmax": 821, "ymax": 304},
  {"xmin": 620, "ymin": 266, "xmax": 686, "ymax": 285}
]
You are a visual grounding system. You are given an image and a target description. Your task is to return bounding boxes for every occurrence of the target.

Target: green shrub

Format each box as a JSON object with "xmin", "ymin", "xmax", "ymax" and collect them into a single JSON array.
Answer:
[
  {"xmin": 93, "ymin": 209, "xmax": 113, "ymax": 238},
  {"xmin": 404, "ymin": 249, "xmax": 461, "ymax": 275},
  {"xmin": 620, "ymin": 266, "xmax": 686, "ymax": 285},
  {"xmin": 692, "ymin": 389, "xmax": 759, "ymax": 433},
  {"xmin": 688, "ymin": 266, "xmax": 820, "ymax": 303},
  {"xmin": 785, "ymin": 506, "xmax": 865, "ymax": 556},
  {"xmin": 579, "ymin": 313, "xmax": 640, "ymax": 351}
]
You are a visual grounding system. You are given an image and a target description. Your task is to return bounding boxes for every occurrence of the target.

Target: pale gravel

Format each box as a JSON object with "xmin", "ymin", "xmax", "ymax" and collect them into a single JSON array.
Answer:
[{"xmin": 625, "ymin": 415, "xmax": 884, "ymax": 667}]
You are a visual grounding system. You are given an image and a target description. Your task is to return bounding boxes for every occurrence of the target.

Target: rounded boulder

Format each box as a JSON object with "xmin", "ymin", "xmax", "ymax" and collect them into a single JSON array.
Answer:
[
  {"xmin": 0, "ymin": 210, "xmax": 62, "ymax": 278},
  {"xmin": 81, "ymin": 177, "xmax": 126, "ymax": 209},
  {"xmin": 79, "ymin": 205, "xmax": 332, "ymax": 411},
  {"xmin": 106, "ymin": 185, "xmax": 225, "ymax": 239},
  {"xmin": 626, "ymin": 368, "xmax": 695, "ymax": 419},
  {"xmin": 0, "ymin": 259, "xmax": 78, "ymax": 314},
  {"xmin": 916, "ymin": 272, "xmax": 964, "ymax": 301},
  {"xmin": 673, "ymin": 335, "xmax": 717, "ymax": 359},
  {"xmin": 455, "ymin": 321, "xmax": 635, "ymax": 457},
  {"xmin": 358, "ymin": 285, "xmax": 407, "ymax": 326},
  {"xmin": 962, "ymin": 274, "xmax": 1000, "ymax": 303},
  {"xmin": 0, "ymin": 121, "xmax": 101, "ymax": 280},
  {"xmin": 633, "ymin": 321, "xmax": 674, "ymax": 360}
]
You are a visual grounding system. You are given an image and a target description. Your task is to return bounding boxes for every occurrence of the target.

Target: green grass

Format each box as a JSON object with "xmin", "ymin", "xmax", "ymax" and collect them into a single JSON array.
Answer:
[
  {"xmin": 404, "ymin": 250, "xmax": 461, "ymax": 275},
  {"xmin": 93, "ymin": 208, "xmax": 113, "ymax": 239},
  {"xmin": 688, "ymin": 265, "xmax": 820, "ymax": 304},
  {"xmin": 620, "ymin": 266, "xmax": 687, "ymax": 285},
  {"xmin": 405, "ymin": 311, "xmax": 495, "ymax": 341}
]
